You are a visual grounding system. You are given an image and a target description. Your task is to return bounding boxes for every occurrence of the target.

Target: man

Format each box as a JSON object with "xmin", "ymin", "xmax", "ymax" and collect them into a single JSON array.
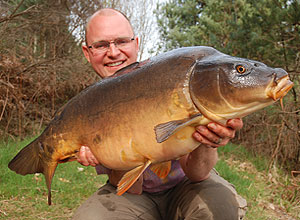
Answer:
[{"xmin": 73, "ymin": 8, "xmax": 247, "ymax": 220}]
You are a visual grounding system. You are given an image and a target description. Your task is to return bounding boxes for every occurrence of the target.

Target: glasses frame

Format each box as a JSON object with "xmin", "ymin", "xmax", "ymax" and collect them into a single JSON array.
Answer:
[{"xmin": 87, "ymin": 37, "xmax": 135, "ymax": 55}]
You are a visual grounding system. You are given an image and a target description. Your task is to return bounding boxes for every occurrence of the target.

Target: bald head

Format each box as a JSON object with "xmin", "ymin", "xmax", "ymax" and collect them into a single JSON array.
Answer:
[
  {"xmin": 90, "ymin": 8, "xmax": 130, "ymax": 22},
  {"xmin": 85, "ymin": 8, "xmax": 134, "ymax": 45}
]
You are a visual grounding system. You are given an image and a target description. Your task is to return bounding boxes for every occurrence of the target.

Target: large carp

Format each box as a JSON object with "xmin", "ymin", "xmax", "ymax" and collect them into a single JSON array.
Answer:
[{"xmin": 8, "ymin": 46, "xmax": 293, "ymax": 205}]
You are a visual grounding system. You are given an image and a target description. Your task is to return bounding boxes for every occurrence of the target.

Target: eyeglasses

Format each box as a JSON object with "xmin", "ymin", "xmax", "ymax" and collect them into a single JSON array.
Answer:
[{"xmin": 88, "ymin": 37, "xmax": 135, "ymax": 55}]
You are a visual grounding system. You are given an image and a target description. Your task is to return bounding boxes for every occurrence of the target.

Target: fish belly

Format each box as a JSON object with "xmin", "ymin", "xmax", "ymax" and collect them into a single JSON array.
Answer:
[{"xmin": 88, "ymin": 94, "xmax": 199, "ymax": 171}]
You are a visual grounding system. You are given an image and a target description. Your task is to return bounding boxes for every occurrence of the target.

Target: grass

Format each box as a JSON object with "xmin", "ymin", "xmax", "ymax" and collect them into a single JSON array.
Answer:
[
  {"xmin": 216, "ymin": 144, "xmax": 299, "ymax": 220},
  {"xmin": 0, "ymin": 137, "xmax": 107, "ymax": 219},
  {"xmin": 0, "ymin": 139, "xmax": 299, "ymax": 219}
]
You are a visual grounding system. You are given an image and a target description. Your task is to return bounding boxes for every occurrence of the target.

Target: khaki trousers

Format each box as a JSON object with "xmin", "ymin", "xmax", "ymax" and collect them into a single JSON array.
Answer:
[{"xmin": 72, "ymin": 170, "xmax": 247, "ymax": 220}]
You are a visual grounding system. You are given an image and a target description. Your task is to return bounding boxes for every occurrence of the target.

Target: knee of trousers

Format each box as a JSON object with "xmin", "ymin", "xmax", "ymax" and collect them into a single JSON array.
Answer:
[
  {"xmin": 179, "ymin": 179, "xmax": 245, "ymax": 220},
  {"xmin": 180, "ymin": 199, "xmax": 214, "ymax": 220},
  {"xmin": 169, "ymin": 183, "xmax": 241, "ymax": 219},
  {"xmin": 196, "ymin": 184, "xmax": 244, "ymax": 220}
]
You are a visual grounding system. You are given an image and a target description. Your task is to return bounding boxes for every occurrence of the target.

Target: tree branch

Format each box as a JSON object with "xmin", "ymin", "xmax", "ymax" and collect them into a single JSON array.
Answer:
[{"xmin": 0, "ymin": 3, "xmax": 36, "ymax": 24}]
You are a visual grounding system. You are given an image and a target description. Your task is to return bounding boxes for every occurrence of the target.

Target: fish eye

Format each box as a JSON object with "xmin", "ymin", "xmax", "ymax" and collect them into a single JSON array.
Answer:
[{"xmin": 236, "ymin": 65, "xmax": 247, "ymax": 74}]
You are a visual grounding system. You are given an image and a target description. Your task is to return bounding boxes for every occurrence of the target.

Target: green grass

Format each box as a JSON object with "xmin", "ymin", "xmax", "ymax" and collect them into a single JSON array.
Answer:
[
  {"xmin": 0, "ymin": 137, "xmax": 107, "ymax": 219},
  {"xmin": 216, "ymin": 143, "xmax": 299, "ymax": 220},
  {"xmin": 1, "ymin": 139, "xmax": 298, "ymax": 219}
]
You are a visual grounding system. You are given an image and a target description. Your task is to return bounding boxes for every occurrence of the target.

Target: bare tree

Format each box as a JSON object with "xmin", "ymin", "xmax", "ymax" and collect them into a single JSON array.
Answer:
[{"xmin": 0, "ymin": 0, "xmax": 159, "ymax": 139}]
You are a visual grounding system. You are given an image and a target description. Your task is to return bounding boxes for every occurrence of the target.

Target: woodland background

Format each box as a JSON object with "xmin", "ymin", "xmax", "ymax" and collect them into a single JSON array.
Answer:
[{"xmin": 0, "ymin": 0, "xmax": 299, "ymax": 171}]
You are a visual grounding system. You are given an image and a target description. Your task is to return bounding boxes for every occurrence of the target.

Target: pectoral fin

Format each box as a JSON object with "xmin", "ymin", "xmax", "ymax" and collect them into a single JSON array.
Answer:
[
  {"xmin": 154, "ymin": 113, "xmax": 202, "ymax": 143},
  {"xmin": 150, "ymin": 161, "xmax": 171, "ymax": 179},
  {"xmin": 117, "ymin": 160, "xmax": 152, "ymax": 196}
]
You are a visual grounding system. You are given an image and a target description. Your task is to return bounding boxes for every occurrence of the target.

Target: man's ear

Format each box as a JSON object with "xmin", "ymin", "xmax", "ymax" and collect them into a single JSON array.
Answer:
[
  {"xmin": 135, "ymin": 36, "xmax": 139, "ymax": 53},
  {"xmin": 82, "ymin": 45, "xmax": 91, "ymax": 63}
]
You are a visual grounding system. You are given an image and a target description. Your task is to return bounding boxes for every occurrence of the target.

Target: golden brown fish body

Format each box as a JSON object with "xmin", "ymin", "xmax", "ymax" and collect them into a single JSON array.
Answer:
[{"xmin": 8, "ymin": 46, "xmax": 293, "ymax": 204}]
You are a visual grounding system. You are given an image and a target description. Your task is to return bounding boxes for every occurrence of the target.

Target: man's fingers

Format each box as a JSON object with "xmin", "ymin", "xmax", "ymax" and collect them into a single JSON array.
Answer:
[
  {"xmin": 78, "ymin": 146, "xmax": 90, "ymax": 166},
  {"xmin": 85, "ymin": 147, "xmax": 99, "ymax": 167},
  {"xmin": 195, "ymin": 125, "xmax": 223, "ymax": 143},
  {"xmin": 227, "ymin": 118, "xmax": 243, "ymax": 130},
  {"xmin": 192, "ymin": 130, "xmax": 229, "ymax": 148},
  {"xmin": 77, "ymin": 146, "xmax": 99, "ymax": 166},
  {"xmin": 207, "ymin": 123, "xmax": 235, "ymax": 139}
]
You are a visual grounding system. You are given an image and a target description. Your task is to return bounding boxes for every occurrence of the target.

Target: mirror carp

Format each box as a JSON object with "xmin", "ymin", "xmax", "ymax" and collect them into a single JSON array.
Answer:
[{"xmin": 8, "ymin": 46, "xmax": 294, "ymax": 205}]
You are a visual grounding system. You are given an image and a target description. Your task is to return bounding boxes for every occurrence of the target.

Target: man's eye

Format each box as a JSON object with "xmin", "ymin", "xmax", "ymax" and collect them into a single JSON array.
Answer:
[
  {"xmin": 94, "ymin": 42, "xmax": 108, "ymax": 49},
  {"xmin": 116, "ymin": 39, "xmax": 129, "ymax": 45}
]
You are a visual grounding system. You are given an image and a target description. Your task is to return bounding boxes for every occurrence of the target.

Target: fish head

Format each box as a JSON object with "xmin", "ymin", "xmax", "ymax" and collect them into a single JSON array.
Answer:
[{"xmin": 189, "ymin": 55, "xmax": 294, "ymax": 124}]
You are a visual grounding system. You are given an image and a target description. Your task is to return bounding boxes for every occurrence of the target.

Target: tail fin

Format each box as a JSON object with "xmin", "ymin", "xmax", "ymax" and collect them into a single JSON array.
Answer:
[
  {"xmin": 8, "ymin": 140, "xmax": 58, "ymax": 205},
  {"xmin": 8, "ymin": 140, "xmax": 43, "ymax": 175}
]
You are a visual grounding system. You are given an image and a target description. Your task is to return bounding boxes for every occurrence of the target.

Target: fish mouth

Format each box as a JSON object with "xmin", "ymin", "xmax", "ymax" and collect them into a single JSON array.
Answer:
[{"xmin": 267, "ymin": 75, "xmax": 294, "ymax": 101}]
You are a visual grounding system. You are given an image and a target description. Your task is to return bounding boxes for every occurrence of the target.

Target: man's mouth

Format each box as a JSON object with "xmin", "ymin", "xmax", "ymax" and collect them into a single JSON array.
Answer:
[{"xmin": 106, "ymin": 61, "xmax": 124, "ymax": 67}]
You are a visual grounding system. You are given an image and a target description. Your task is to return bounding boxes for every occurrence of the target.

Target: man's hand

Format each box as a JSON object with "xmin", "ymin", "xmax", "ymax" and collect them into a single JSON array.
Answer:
[
  {"xmin": 180, "ymin": 118, "xmax": 243, "ymax": 182},
  {"xmin": 77, "ymin": 146, "xmax": 99, "ymax": 167},
  {"xmin": 192, "ymin": 118, "xmax": 243, "ymax": 147},
  {"xmin": 77, "ymin": 147, "xmax": 143, "ymax": 194}
]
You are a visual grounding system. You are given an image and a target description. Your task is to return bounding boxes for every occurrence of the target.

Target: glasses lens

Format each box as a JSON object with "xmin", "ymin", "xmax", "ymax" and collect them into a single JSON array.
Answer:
[
  {"xmin": 92, "ymin": 41, "xmax": 109, "ymax": 51},
  {"xmin": 90, "ymin": 37, "xmax": 134, "ymax": 55},
  {"xmin": 115, "ymin": 38, "xmax": 132, "ymax": 48}
]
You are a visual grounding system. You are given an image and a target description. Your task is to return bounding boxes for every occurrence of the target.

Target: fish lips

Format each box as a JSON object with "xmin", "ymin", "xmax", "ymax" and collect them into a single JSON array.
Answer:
[{"xmin": 267, "ymin": 75, "xmax": 294, "ymax": 101}]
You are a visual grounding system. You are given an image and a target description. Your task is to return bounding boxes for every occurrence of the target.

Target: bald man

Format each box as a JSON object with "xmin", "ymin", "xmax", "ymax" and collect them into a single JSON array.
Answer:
[{"xmin": 72, "ymin": 8, "xmax": 247, "ymax": 220}]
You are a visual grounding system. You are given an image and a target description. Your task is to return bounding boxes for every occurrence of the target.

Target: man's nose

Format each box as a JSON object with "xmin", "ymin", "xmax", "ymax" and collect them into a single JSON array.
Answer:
[{"xmin": 106, "ymin": 43, "xmax": 121, "ymax": 57}]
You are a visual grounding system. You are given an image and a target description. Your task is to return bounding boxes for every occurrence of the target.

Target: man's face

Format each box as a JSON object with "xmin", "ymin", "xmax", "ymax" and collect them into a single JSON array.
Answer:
[{"xmin": 82, "ymin": 13, "xmax": 139, "ymax": 78}]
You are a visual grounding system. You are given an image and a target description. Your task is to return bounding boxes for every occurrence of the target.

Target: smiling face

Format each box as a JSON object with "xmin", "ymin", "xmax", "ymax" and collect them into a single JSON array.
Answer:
[{"xmin": 82, "ymin": 9, "xmax": 139, "ymax": 78}]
